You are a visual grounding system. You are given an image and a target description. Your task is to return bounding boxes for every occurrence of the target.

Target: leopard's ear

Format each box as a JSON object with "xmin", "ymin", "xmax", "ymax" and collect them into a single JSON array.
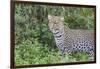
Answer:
[
  {"xmin": 48, "ymin": 15, "xmax": 52, "ymax": 20},
  {"xmin": 60, "ymin": 16, "xmax": 64, "ymax": 21}
]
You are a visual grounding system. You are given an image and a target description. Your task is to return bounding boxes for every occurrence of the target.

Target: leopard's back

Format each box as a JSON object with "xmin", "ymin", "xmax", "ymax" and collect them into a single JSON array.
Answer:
[{"xmin": 64, "ymin": 28, "xmax": 94, "ymax": 58}]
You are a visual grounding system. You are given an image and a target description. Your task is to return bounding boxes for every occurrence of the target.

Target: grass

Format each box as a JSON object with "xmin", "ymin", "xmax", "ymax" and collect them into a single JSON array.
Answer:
[{"xmin": 15, "ymin": 39, "xmax": 90, "ymax": 66}]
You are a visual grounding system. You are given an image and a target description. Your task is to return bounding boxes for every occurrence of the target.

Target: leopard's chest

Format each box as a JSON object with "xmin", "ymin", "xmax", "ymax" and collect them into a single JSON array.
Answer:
[{"xmin": 53, "ymin": 29, "xmax": 65, "ymax": 50}]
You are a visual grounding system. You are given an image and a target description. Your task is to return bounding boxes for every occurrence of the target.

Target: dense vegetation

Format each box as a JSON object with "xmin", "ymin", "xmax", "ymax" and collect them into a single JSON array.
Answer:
[{"xmin": 15, "ymin": 3, "xmax": 94, "ymax": 65}]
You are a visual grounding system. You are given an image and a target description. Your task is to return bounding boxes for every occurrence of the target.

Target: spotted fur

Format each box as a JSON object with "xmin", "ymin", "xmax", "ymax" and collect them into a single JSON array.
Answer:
[{"xmin": 48, "ymin": 15, "xmax": 94, "ymax": 60}]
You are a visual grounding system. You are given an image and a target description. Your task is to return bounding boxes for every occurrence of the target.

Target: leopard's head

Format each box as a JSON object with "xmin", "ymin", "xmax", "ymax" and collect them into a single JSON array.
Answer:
[{"xmin": 48, "ymin": 15, "xmax": 64, "ymax": 33}]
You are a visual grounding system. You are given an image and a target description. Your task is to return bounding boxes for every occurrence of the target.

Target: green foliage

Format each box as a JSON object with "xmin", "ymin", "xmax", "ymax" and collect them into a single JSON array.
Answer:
[
  {"xmin": 15, "ymin": 39, "xmax": 61, "ymax": 65},
  {"xmin": 64, "ymin": 7, "xmax": 94, "ymax": 29},
  {"xmin": 15, "ymin": 4, "xmax": 94, "ymax": 65}
]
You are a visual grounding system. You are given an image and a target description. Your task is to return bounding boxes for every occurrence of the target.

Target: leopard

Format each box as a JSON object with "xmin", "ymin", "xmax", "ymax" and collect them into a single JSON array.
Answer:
[{"xmin": 48, "ymin": 15, "xmax": 94, "ymax": 61}]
